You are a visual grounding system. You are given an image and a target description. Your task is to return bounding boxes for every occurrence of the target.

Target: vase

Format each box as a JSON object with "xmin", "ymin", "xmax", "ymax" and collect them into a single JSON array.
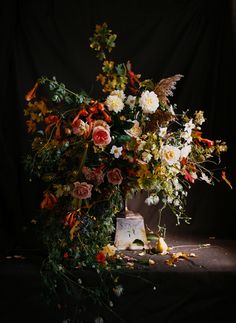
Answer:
[{"xmin": 114, "ymin": 195, "xmax": 148, "ymax": 250}]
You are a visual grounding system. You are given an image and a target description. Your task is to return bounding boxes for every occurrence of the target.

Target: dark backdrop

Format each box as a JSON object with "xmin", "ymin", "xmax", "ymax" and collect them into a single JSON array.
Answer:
[{"xmin": 0, "ymin": 0, "xmax": 235, "ymax": 254}]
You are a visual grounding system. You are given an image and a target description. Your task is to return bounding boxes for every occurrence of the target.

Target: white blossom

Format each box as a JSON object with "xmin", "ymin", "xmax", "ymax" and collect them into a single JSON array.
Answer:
[
  {"xmin": 139, "ymin": 90, "xmax": 159, "ymax": 114},
  {"xmin": 125, "ymin": 120, "xmax": 142, "ymax": 138},
  {"xmin": 161, "ymin": 145, "xmax": 181, "ymax": 165},
  {"xmin": 110, "ymin": 90, "xmax": 126, "ymax": 100},
  {"xmin": 173, "ymin": 199, "xmax": 180, "ymax": 206},
  {"xmin": 184, "ymin": 119, "xmax": 195, "ymax": 133},
  {"xmin": 181, "ymin": 131, "xmax": 193, "ymax": 144},
  {"xmin": 145, "ymin": 194, "xmax": 160, "ymax": 205},
  {"xmin": 142, "ymin": 151, "xmax": 152, "ymax": 163},
  {"xmin": 180, "ymin": 145, "xmax": 192, "ymax": 158},
  {"xmin": 113, "ymin": 285, "xmax": 124, "ymax": 297},
  {"xmin": 168, "ymin": 104, "xmax": 175, "ymax": 115},
  {"xmin": 194, "ymin": 110, "xmax": 205, "ymax": 125},
  {"xmin": 137, "ymin": 140, "xmax": 146, "ymax": 151},
  {"xmin": 159, "ymin": 127, "xmax": 167, "ymax": 138},
  {"xmin": 200, "ymin": 172, "xmax": 212, "ymax": 184},
  {"xmin": 126, "ymin": 95, "xmax": 136, "ymax": 108},
  {"xmin": 110, "ymin": 145, "xmax": 123, "ymax": 158},
  {"xmin": 105, "ymin": 95, "xmax": 124, "ymax": 113}
]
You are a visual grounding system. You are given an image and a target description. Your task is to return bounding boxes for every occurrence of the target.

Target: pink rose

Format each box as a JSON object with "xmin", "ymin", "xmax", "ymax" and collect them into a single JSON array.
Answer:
[
  {"xmin": 107, "ymin": 168, "xmax": 123, "ymax": 185},
  {"xmin": 82, "ymin": 166, "xmax": 104, "ymax": 185},
  {"xmin": 92, "ymin": 126, "xmax": 111, "ymax": 147},
  {"xmin": 72, "ymin": 181, "xmax": 93, "ymax": 199}
]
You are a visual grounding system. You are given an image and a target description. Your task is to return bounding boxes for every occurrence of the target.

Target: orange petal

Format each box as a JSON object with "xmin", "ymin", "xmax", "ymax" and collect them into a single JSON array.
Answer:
[{"xmin": 25, "ymin": 82, "xmax": 39, "ymax": 101}]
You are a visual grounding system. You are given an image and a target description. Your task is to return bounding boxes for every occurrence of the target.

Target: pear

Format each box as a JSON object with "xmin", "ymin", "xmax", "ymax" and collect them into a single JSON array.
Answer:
[{"xmin": 156, "ymin": 237, "xmax": 168, "ymax": 254}]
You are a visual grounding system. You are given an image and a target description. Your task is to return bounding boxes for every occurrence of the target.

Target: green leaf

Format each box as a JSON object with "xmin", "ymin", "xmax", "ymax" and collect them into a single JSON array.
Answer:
[
  {"xmin": 146, "ymin": 233, "xmax": 159, "ymax": 241},
  {"xmin": 115, "ymin": 64, "xmax": 126, "ymax": 76},
  {"xmin": 116, "ymin": 135, "xmax": 131, "ymax": 144}
]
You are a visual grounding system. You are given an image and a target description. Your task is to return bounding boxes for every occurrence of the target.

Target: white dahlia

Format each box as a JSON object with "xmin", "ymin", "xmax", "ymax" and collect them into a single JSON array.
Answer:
[
  {"xmin": 105, "ymin": 95, "xmax": 124, "ymax": 113},
  {"xmin": 139, "ymin": 90, "xmax": 159, "ymax": 114}
]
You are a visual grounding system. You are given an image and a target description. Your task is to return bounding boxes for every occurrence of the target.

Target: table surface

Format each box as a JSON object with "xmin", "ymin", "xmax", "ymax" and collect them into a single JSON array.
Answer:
[{"xmin": 0, "ymin": 236, "xmax": 236, "ymax": 323}]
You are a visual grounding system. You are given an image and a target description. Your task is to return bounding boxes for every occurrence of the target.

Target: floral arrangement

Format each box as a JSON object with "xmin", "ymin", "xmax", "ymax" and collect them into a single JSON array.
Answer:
[{"xmin": 24, "ymin": 23, "xmax": 230, "ymax": 321}]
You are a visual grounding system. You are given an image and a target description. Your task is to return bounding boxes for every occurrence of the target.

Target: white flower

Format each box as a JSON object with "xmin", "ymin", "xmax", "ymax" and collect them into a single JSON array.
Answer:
[
  {"xmin": 110, "ymin": 90, "xmax": 126, "ymax": 101},
  {"xmin": 139, "ymin": 90, "xmax": 159, "ymax": 114},
  {"xmin": 159, "ymin": 127, "xmax": 167, "ymax": 138},
  {"xmin": 194, "ymin": 110, "xmax": 205, "ymax": 125},
  {"xmin": 181, "ymin": 131, "xmax": 193, "ymax": 144},
  {"xmin": 113, "ymin": 284, "xmax": 124, "ymax": 297},
  {"xmin": 180, "ymin": 145, "xmax": 191, "ymax": 159},
  {"xmin": 105, "ymin": 95, "xmax": 124, "ymax": 113},
  {"xmin": 126, "ymin": 95, "xmax": 136, "ymax": 108},
  {"xmin": 184, "ymin": 119, "xmax": 195, "ymax": 133},
  {"xmin": 110, "ymin": 145, "xmax": 123, "ymax": 158},
  {"xmin": 168, "ymin": 104, "xmax": 175, "ymax": 115},
  {"xmin": 125, "ymin": 120, "xmax": 142, "ymax": 138},
  {"xmin": 145, "ymin": 194, "xmax": 160, "ymax": 205},
  {"xmin": 161, "ymin": 145, "xmax": 181, "ymax": 165},
  {"xmin": 200, "ymin": 172, "xmax": 212, "ymax": 184},
  {"xmin": 173, "ymin": 178, "xmax": 182, "ymax": 190},
  {"xmin": 142, "ymin": 151, "xmax": 152, "ymax": 163},
  {"xmin": 137, "ymin": 140, "xmax": 146, "ymax": 151},
  {"xmin": 167, "ymin": 196, "xmax": 173, "ymax": 203},
  {"xmin": 173, "ymin": 199, "xmax": 180, "ymax": 206}
]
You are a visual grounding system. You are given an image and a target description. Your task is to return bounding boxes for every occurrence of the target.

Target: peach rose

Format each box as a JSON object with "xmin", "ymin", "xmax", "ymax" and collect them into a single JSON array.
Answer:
[
  {"xmin": 93, "ymin": 120, "xmax": 110, "ymax": 130},
  {"xmin": 72, "ymin": 181, "xmax": 93, "ymax": 199},
  {"xmin": 107, "ymin": 168, "xmax": 123, "ymax": 185},
  {"xmin": 92, "ymin": 126, "xmax": 111, "ymax": 147}
]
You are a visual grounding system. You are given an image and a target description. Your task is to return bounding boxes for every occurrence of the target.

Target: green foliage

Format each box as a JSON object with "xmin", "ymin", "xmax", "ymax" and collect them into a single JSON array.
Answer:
[{"xmin": 89, "ymin": 22, "xmax": 117, "ymax": 61}]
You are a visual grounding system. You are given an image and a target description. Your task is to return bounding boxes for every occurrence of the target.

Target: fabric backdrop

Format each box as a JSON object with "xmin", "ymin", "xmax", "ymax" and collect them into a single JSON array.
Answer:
[{"xmin": 0, "ymin": 0, "xmax": 235, "ymax": 254}]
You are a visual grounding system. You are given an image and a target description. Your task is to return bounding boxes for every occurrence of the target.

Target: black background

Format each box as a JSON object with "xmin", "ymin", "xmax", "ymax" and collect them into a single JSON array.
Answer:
[{"xmin": 0, "ymin": 0, "xmax": 235, "ymax": 255}]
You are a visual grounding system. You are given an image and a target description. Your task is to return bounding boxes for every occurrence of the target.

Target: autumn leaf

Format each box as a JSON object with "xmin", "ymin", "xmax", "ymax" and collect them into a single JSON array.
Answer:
[{"xmin": 165, "ymin": 251, "xmax": 196, "ymax": 266}]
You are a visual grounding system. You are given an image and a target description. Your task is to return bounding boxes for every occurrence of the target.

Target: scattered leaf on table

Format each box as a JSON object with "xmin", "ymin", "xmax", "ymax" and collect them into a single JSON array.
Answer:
[{"xmin": 165, "ymin": 251, "xmax": 196, "ymax": 266}]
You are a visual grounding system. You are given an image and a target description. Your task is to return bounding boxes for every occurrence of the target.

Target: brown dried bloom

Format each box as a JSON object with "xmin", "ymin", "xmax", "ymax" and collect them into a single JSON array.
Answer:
[
  {"xmin": 145, "ymin": 110, "xmax": 175, "ymax": 132},
  {"xmin": 154, "ymin": 74, "xmax": 183, "ymax": 105}
]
